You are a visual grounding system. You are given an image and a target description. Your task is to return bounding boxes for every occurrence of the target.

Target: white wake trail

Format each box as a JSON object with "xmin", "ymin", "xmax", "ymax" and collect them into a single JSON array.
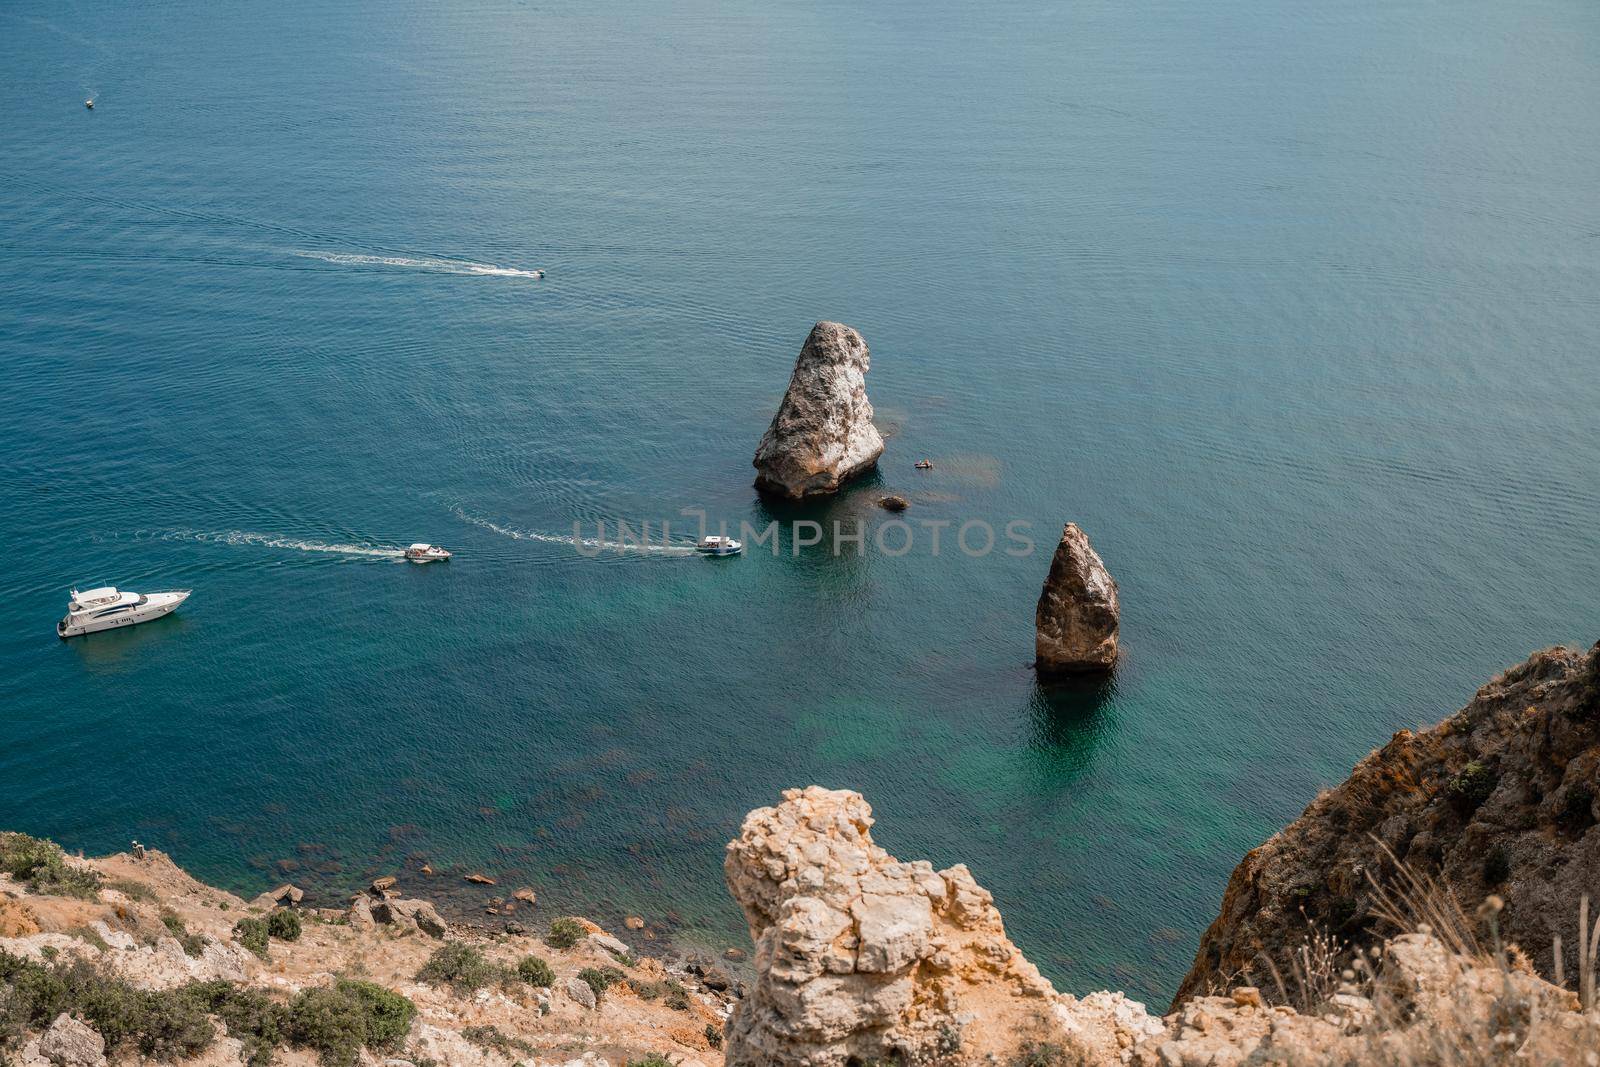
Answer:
[
  {"xmin": 292, "ymin": 250, "xmax": 544, "ymax": 279},
  {"xmin": 168, "ymin": 530, "xmax": 406, "ymax": 558},
  {"xmin": 450, "ymin": 508, "xmax": 696, "ymax": 556}
]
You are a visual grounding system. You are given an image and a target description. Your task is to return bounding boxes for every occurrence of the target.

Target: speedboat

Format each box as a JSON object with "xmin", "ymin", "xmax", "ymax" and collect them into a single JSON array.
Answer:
[
  {"xmin": 696, "ymin": 535, "xmax": 742, "ymax": 557},
  {"xmin": 914, "ymin": 459, "xmax": 933, "ymax": 470},
  {"xmin": 85, "ymin": 99, "xmax": 94, "ymax": 110},
  {"xmin": 405, "ymin": 543, "xmax": 451, "ymax": 563},
  {"xmin": 58, "ymin": 586, "xmax": 189, "ymax": 639}
]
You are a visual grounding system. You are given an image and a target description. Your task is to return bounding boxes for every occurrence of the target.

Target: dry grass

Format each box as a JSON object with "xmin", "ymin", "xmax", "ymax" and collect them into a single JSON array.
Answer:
[{"xmin": 1251, "ymin": 845, "xmax": 1600, "ymax": 1066}]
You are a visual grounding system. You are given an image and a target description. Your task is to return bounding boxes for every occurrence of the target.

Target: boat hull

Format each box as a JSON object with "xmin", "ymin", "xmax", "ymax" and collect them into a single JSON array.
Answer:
[{"xmin": 58, "ymin": 591, "xmax": 190, "ymax": 638}]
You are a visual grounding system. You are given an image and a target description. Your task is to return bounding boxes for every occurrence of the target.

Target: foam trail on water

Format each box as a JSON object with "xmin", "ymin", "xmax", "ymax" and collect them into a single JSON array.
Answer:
[
  {"xmin": 167, "ymin": 530, "xmax": 406, "ymax": 558},
  {"xmin": 451, "ymin": 508, "xmax": 696, "ymax": 556},
  {"xmin": 292, "ymin": 250, "xmax": 544, "ymax": 279}
]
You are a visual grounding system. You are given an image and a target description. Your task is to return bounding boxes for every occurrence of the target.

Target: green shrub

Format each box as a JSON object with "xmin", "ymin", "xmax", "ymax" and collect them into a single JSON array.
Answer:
[
  {"xmin": 267, "ymin": 909, "xmax": 303, "ymax": 942},
  {"xmin": 416, "ymin": 942, "xmax": 503, "ymax": 993},
  {"xmin": 705, "ymin": 1022, "xmax": 723, "ymax": 1049},
  {"xmin": 0, "ymin": 832, "xmax": 59, "ymax": 879},
  {"xmin": 162, "ymin": 912, "xmax": 207, "ymax": 958},
  {"xmin": 181, "ymin": 981, "xmax": 288, "ymax": 1067},
  {"xmin": 233, "ymin": 917, "xmax": 270, "ymax": 959},
  {"xmin": 635, "ymin": 976, "xmax": 691, "ymax": 1010},
  {"xmin": 286, "ymin": 981, "xmax": 414, "ymax": 1066},
  {"xmin": 0, "ymin": 833, "xmax": 101, "ymax": 900},
  {"xmin": 516, "ymin": 954, "xmax": 555, "ymax": 987},
  {"xmin": 462, "ymin": 1023, "xmax": 534, "ymax": 1056},
  {"xmin": 577, "ymin": 965, "xmax": 625, "ymax": 998},
  {"xmin": 1446, "ymin": 761, "xmax": 1496, "ymax": 811},
  {"xmin": 288, "ymin": 985, "xmax": 367, "ymax": 1067},
  {"xmin": 0, "ymin": 952, "xmax": 213, "ymax": 1061},
  {"xmin": 625, "ymin": 1056, "xmax": 674, "ymax": 1067},
  {"xmin": 546, "ymin": 916, "xmax": 586, "ymax": 949},
  {"xmin": 334, "ymin": 980, "xmax": 414, "ymax": 1051}
]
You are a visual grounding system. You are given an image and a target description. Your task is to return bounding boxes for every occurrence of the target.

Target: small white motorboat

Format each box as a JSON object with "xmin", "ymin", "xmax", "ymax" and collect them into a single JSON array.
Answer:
[
  {"xmin": 696, "ymin": 535, "xmax": 742, "ymax": 557},
  {"xmin": 85, "ymin": 99, "xmax": 94, "ymax": 110},
  {"xmin": 405, "ymin": 543, "xmax": 452, "ymax": 563},
  {"xmin": 58, "ymin": 586, "xmax": 189, "ymax": 639}
]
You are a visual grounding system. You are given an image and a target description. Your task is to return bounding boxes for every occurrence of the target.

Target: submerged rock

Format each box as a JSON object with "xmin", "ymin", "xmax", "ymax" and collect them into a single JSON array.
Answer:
[
  {"xmin": 1034, "ymin": 523, "xmax": 1120, "ymax": 675},
  {"xmin": 753, "ymin": 322, "xmax": 885, "ymax": 499},
  {"xmin": 877, "ymin": 494, "xmax": 909, "ymax": 512}
]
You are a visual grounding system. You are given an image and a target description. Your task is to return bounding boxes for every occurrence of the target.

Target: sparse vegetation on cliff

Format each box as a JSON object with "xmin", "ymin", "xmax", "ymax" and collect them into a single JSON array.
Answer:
[
  {"xmin": 286, "ymin": 979, "xmax": 414, "ymax": 1067},
  {"xmin": 546, "ymin": 915, "xmax": 586, "ymax": 949},
  {"xmin": 0, "ymin": 832, "xmax": 100, "ymax": 900},
  {"xmin": 415, "ymin": 941, "xmax": 505, "ymax": 993}
]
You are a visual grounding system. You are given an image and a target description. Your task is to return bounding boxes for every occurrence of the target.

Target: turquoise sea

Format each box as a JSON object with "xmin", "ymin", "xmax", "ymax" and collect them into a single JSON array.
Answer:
[{"xmin": 4, "ymin": 0, "xmax": 1599, "ymax": 1002}]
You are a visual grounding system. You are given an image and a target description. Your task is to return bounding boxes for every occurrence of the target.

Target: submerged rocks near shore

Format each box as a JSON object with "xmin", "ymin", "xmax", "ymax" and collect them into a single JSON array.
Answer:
[
  {"xmin": 1035, "ymin": 522, "xmax": 1120, "ymax": 675},
  {"xmin": 753, "ymin": 322, "xmax": 885, "ymax": 499}
]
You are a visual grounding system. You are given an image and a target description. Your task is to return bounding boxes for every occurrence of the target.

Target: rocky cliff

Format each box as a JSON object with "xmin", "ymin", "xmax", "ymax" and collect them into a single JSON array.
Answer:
[
  {"xmin": 1177, "ymin": 641, "xmax": 1600, "ymax": 1006},
  {"xmin": 753, "ymin": 322, "xmax": 885, "ymax": 499},
  {"xmin": 0, "ymin": 843, "xmax": 735, "ymax": 1066},
  {"xmin": 6, "ymin": 647, "xmax": 1600, "ymax": 1065}
]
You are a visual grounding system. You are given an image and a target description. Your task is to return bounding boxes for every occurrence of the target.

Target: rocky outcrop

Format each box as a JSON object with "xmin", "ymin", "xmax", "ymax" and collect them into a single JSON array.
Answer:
[
  {"xmin": 1035, "ymin": 523, "xmax": 1120, "ymax": 674},
  {"xmin": 38, "ymin": 1014, "xmax": 106, "ymax": 1067},
  {"xmin": 722, "ymin": 786, "xmax": 1161, "ymax": 1066},
  {"xmin": 1176, "ymin": 642, "xmax": 1600, "ymax": 1005},
  {"xmin": 371, "ymin": 896, "xmax": 448, "ymax": 938},
  {"xmin": 753, "ymin": 322, "xmax": 885, "ymax": 499}
]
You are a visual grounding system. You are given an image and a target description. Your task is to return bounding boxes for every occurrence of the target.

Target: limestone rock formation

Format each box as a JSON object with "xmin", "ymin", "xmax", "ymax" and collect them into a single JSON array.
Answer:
[
  {"xmin": 753, "ymin": 322, "xmax": 885, "ymax": 499},
  {"xmin": 371, "ymin": 896, "xmax": 448, "ymax": 938},
  {"xmin": 722, "ymin": 786, "xmax": 1162, "ymax": 1066},
  {"xmin": 1035, "ymin": 523, "xmax": 1120, "ymax": 674},
  {"xmin": 1177, "ymin": 641, "xmax": 1600, "ymax": 1005},
  {"xmin": 38, "ymin": 1013, "xmax": 105, "ymax": 1067}
]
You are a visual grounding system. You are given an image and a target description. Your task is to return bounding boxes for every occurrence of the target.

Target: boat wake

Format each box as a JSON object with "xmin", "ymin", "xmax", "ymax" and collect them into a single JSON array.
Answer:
[
  {"xmin": 166, "ymin": 530, "xmax": 406, "ymax": 558},
  {"xmin": 291, "ymin": 250, "xmax": 545, "ymax": 279},
  {"xmin": 450, "ymin": 508, "xmax": 697, "ymax": 556}
]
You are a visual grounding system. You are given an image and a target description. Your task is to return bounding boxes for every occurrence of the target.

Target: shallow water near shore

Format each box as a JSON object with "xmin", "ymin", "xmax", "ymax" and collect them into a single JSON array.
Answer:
[{"xmin": 4, "ymin": 0, "xmax": 1600, "ymax": 1003}]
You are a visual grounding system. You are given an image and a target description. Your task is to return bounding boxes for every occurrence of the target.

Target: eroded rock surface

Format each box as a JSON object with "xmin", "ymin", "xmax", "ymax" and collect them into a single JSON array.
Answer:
[
  {"xmin": 753, "ymin": 322, "xmax": 885, "ymax": 499},
  {"xmin": 1035, "ymin": 523, "xmax": 1120, "ymax": 674},
  {"xmin": 1177, "ymin": 641, "xmax": 1600, "ymax": 1005},
  {"xmin": 38, "ymin": 1013, "xmax": 106, "ymax": 1067},
  {"xmin": 723, "ymin": 786, "xmax": 1161, "ymax": 1066}
]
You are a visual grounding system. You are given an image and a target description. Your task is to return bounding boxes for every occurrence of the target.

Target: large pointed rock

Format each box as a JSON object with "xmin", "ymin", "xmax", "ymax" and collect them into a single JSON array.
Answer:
[
  {"xmin": 1034, "ymin": 523, "xmax": 1120, "ymax": 674},
  {"xmin": 753, "ymin": 322, "xmax": 885, "ymax": 499}
]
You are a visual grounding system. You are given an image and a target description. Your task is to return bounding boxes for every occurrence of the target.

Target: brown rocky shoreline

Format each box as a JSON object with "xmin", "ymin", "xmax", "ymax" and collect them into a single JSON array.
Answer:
[{"xmin": 4, "ymin": 644, "xmax": 1599, "ymax": 1065}]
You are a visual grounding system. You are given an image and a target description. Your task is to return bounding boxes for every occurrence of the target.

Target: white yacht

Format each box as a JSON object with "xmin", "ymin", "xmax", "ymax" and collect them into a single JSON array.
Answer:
[
  {"xmin": 57, "ymin": 586, "xmax": 190, "ymax": 639},
  {"xmin": 696, "ymin": 535, "xmax": 742, "ymax": 557},
  {"xmin": 405, "ymin": 543, "xmax": 452, "ymax": 563}
]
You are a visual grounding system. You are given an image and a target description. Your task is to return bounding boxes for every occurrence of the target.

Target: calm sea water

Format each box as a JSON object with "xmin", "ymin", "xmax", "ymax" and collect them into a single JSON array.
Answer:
[{"xmin": 4, "ymin": 0, "xmax": 1599, "ymax": 1002}]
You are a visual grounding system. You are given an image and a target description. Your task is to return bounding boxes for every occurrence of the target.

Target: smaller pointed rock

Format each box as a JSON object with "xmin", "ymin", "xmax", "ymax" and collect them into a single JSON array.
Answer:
[{"xmin": 1035, "ymin": 523, "xmax": 1120, "ymax": 674}]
